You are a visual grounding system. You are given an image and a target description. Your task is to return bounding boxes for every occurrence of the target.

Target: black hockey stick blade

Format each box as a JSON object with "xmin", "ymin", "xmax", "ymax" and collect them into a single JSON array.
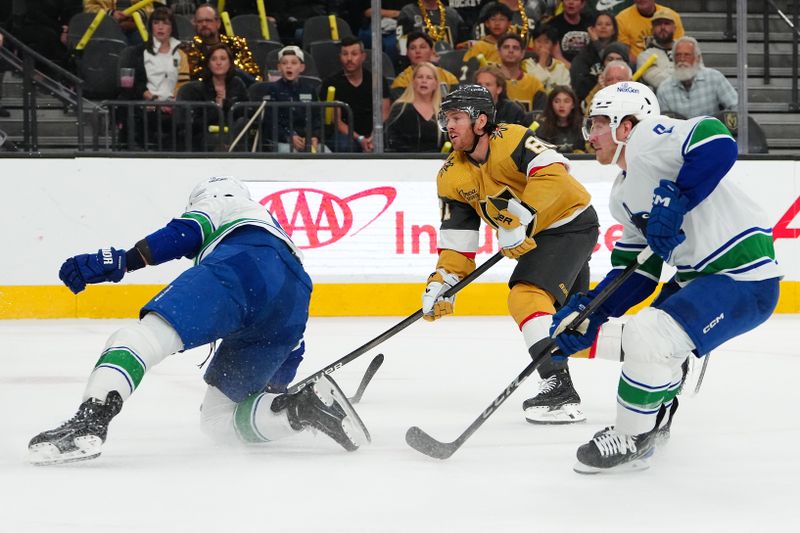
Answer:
[
  {"xmin": 288, "ymin": 252, "xmax": 503, "ymax": 394},
  {"xmin": 349, "ymin": 353, "xmax": 385, "ymax": 404},
  {"xmin": 405, "ymin": 426, "xmax": 461, "ymax": 460},
  {"xmin": 405, "ymin": 248, "xmax": 654, "ymax": 460}
]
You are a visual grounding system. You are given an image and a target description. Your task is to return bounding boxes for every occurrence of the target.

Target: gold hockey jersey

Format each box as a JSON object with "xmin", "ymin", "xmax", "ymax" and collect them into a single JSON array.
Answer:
[{"xmin": 435, "ymin": 123, "xmax": 591, "ymax": 277}]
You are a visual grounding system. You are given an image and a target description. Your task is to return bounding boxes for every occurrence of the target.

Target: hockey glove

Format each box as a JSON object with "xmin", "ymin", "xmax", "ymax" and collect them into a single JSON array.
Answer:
[
  {"xmin": 422, "ymin": 269, "xmax": 460, "ymax": 322},
  {"xmin": 646, "ymin": 179, "xmax": 689, "ymax": 261},
  {"xmin": 488, "ymin": 197, "xmax": 537, "ymax": 260},
  {"xmin": 59, "ymin": 247, "xmax": 127, "ymax": 294},
  {"xmin": 549, "ymin": 293, "xmax": 609, "ymax": 359}
]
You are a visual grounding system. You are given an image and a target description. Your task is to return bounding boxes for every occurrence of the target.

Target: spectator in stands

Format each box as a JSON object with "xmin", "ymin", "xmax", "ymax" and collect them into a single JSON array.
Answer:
[
  {"xmin": 385, "ymin": 62, "xmax": 443, "ymax": 152},
  {"xmin": 657, "ymin": 36, "xmax": 738, "ymax": 118},
  {"xmin": 474, "ymin": 65, "xmax": 526, "ymax": 125},
  {"xmin": 496, "ymin": 32, "xmax": 546, "ymax": 113},
  {"xmin": 522, "ymin": 24, "xmax": 571, "ymax": 94},
  {"xmin": 117, "ymin": 6, "xmax": 190, "ymax": 149},
  {"xmin": 84, "ymin": 1, "xmax": 157, "ymax": 45},
  {"xmin": 12, "ymin": 0, "xmax": 82, "ymax": 69},
  {"xmin": 549, "ymin": 0, "xmax": 594, "ymax": 68},
  {"xmin": 263, "ymin": 45, "xmax": 324, "ymax": 152},
  {"xmin": 462, "ymin": 2, "xmax": 513, "ymax": 64},
  {"xmin": 398, "ymin": 0, "xmax": 468, "ymax": 48},
  {"xmin": 535, "ymin": 84, "xmax": 585, "ymax": 153},
  {"xmin": 182, "ymin": 4, "xmax": 261, "ymax": 83},
  {"xmin": 322, "ymin": 36, "xmax": 391, "ymax": 153},
  {"xmin": 119, "ymin": 7, "xmax": 189, "ymax": 102},
  {"xmin": 636, "ymin": 9, "xmax": 677, "ymax": 90},
  {"xmin": 582, "ymin": 56, "xmax": 631, "ymax": 113},
  {"xmin": 615, "ymin": 0, "xmax": 683, "ymax": 63},
  {"xmin": 353, "ymin": 0, "xmax": 404, "ymax": 67},
  {"xmin": 569, "ymin": 10, "xmax": 618, "ymax": 102},
  {"xmin": 177, "ymin": 43, "xmax": 248, "ymax": 150},
  {"xmin": 392, "ymin": 31, "xmax": 459, "ymax": 94},
  {"xmin": 476, "ymin": 0, "xmax": 536, "ymax": 41},
  {"xmin": 165, "ymin": 1, "xmax": 200, "ymax": 16}
]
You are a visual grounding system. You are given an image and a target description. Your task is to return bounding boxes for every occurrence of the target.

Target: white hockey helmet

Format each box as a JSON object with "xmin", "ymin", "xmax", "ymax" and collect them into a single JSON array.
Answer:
[
  {"xmin": 187, "ymin": 176, "xmax": 251, "ymax": 208},
  {"xmin": 584, "ymin": 81, "xmax": 660, "ymax": 164}
]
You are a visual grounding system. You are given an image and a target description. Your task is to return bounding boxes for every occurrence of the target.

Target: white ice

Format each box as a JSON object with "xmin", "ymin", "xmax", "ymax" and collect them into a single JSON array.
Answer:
[{"xmin": 2, "ymin": 315, "xmax": 799, "ymax": 532}]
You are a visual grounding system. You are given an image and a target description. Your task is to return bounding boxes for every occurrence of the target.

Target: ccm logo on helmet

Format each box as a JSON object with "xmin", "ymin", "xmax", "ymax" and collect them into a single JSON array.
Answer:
[{"xmin": 703, "ymin": 313, "xmax": 725, "ymax": 334}]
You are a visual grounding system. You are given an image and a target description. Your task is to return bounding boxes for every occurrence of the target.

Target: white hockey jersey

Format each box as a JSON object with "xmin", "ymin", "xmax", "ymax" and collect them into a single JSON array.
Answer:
[
  {"xmin": 609, "ymin": 115, "xmax": 781, "ymax": 284},
  {"xmin": 181, "ymin": 193, "xmax": 302, "ymax": 265}
]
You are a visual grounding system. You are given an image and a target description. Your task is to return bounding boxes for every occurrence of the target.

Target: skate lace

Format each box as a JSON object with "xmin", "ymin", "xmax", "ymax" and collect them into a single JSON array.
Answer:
[
  {"xmin": 592, "ymin": 432, "xmax": 637, "ymax": 457},
  {"xmin": 538, "ymin": 375, "xmax": 557, "ymax": 394}
]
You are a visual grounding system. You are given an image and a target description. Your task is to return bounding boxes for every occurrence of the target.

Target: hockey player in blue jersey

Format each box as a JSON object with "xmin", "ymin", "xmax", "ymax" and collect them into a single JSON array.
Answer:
[
  {"xmin": 29, "ymin": 176, "xmax": 370, "ymax": 465},
  {"xmin": 551, "ymin": 82, "xmax": 781, "ymax": 474}
]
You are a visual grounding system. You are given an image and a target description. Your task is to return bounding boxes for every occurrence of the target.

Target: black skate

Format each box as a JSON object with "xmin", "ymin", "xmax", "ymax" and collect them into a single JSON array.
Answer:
[
  {"xmin": 29, "ymin": 391, "xmax": 123, "ymax": 466},
  {"xmin": 574, "ymin": 427, "xmax": 656, "ymax": 474},
  {"xmin": 277, "ymin": 375, "xmax": 370, "ymax": 452},
  {"xmin": 523, "ymin": 368, "xmax": 585, "ymax": 424}
]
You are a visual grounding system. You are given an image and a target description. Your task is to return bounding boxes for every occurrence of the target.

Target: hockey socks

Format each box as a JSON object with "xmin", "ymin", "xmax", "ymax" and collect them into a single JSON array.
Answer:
[{"xmin": 84, "ymin": 313, "xmax": 183, "ymax": 402}]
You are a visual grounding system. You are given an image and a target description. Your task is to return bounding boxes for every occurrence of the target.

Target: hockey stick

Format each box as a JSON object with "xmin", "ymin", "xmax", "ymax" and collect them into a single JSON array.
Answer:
[
  {"xmin": 287, "ymin": 252, "xmax": 505, "ymax": 395},
  {"xmin": 406, "ymin": 248, "xmax": 654, "ymax": 460},
  {"xmin": 349, "ymin": 353, "xmax": 385, "ymax": 404}
]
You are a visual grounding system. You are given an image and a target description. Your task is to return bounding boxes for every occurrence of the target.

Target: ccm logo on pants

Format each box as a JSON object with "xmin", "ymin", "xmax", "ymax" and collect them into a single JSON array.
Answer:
[{"xmin": 703, "ymin": 313, "xmax": 725, "ymax": 334}]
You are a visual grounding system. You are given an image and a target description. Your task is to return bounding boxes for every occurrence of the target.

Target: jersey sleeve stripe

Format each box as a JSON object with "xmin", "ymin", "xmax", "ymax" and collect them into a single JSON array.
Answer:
[
  {"xmin": 676, "ymin": 227, "xmax": 773, "ymax": 271},
  {"xmin": 181, "ymin": 211, "xmax": 215, "ymax": 240},
  {"xmin": 682, "ymin": 117, "xmax": 734, "ymax": 156},
  {"xmin": 438, "ymin": 228, "xmax": 480, "ymax": 252}
]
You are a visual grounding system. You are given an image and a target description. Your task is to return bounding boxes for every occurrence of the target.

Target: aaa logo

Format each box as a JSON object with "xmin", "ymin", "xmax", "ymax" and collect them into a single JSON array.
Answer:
[{"xmin": 260, "ymin": 187, "xmax": 397, "ymax": 248}]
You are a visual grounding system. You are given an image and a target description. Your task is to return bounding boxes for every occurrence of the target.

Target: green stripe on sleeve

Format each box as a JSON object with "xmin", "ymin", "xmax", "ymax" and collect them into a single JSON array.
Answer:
[
  {"xmin": 686, "ymin": 118, "xmax": 733, "ymax": 153},
  {"xmin": 610, "ymin": 247, "xmax": 664, "ymax": 280},
  {"xmin": 181, "ymin": 212, "xmax": 214, "ymax": 241}
]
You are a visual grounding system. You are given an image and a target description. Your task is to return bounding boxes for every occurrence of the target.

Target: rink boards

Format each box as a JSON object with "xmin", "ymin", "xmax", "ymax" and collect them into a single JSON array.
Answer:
[{"xmin": 0, "ymin": 156, "xmax": 798, "ymax": 318}]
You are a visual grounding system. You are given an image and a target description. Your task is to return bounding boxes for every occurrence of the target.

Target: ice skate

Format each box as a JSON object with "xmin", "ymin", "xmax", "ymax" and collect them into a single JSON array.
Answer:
[
  {"xmin": 573, "ymin": 427, "xmax": 656, "ymax": 474},
  {"xmin": 29, "ymin": 391, "xmax": 123, "ymax": 465},
  {"xmin": 278, "ymin": 375, "xmax": 370, "ymax": 452},
  {"xmin": 523, "ymin": 368, "xmax": 585, "ymax": 424}
]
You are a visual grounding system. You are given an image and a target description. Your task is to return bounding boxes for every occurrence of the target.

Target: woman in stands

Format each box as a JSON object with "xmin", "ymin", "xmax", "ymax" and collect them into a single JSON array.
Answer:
[
  {"xmin": 535, "ymin": 84, "xmax": 585, "ymax": 153},
  {"xmin": 385, "ymin": 62, "xmax": 443, "ymax": 153},
  {"xmin": 118, "ymin": 6, "xmax": 189, "ymax": 102},
  {"xmin": 117, "ymin": 6, "xmax": 189, "ymax": 150}
]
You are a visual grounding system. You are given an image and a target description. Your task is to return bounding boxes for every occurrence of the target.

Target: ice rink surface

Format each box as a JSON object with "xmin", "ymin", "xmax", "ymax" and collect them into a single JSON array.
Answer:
[{"xmin": 2, "ymin": 315, "xmax": 799, "ymax": 532}]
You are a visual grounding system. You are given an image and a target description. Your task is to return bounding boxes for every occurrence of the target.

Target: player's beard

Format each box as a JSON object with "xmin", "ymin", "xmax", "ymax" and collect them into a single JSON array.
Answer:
[{"xmin": 673, "ymin": 62, "xmax": 699, "ymax": 82}]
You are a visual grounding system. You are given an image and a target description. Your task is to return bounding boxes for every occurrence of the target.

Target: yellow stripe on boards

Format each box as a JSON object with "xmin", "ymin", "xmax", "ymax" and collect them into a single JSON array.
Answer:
[{"xmin": 0, "ymin": 282, "xmax": 798, "ymax": 319}]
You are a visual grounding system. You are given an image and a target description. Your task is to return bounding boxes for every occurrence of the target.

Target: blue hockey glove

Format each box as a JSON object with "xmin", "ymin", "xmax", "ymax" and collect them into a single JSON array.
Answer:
[
  {"xmin": 549, "ymin": 293, "xmax": 609, "ymax": 359},
  {"xmin": 646, "ymin": 179, "xmax": 689, "ymax": 261},
  {"xmin": 59, "ymin": 247, "xmax": 127, "ymax": 294}
]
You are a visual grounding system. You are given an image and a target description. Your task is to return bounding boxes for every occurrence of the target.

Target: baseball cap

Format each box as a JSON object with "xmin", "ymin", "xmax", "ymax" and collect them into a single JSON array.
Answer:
[
  {"xmin": 278, "ymin": 45, "xmax": 305, "ymax": 63},
  {"xmin": 651, "ymin": 10, "xmax": 677, "ymax": 24}
]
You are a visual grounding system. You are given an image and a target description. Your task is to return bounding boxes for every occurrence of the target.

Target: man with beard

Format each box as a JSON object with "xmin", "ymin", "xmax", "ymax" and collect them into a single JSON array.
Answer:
[
  {"xmin": 636, "ymin": 10, "xmax": 677, "ymax": 90},
  {"xmin": 182, "ymin": 4, "xmax": 261, "ymax": 82},
  {"xmin": 322, "ymin": 36, "xmax": 391, "ymax": 152},
  {"xmin": 656, "ymin": 36, "xmax": 737, "ymax": 119}
]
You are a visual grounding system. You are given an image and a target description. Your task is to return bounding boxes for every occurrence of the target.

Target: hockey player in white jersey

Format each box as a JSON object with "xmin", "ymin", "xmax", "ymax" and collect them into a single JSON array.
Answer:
[
  {"xmin": 29, "ymin": 176, "xmax": 370, "ymax": 465},
  {"xmin": 550, "ymin": 82, "xmax": 781, "ymax": 474}
]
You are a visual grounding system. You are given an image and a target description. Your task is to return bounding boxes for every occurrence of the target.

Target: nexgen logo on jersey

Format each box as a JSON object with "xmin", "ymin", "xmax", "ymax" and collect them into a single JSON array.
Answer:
[{"xmin": 260, "ymin": 187, "xmax": 397, "ymax": 249}]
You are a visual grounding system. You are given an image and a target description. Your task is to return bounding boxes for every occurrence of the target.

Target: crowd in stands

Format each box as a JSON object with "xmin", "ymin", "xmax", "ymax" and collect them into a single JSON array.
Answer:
[{"xmin": 0, "ymin": 0, "xmax": 741, "ymax": 153}]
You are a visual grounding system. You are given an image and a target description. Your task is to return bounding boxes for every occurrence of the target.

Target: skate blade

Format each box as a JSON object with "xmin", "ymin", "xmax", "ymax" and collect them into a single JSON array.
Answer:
[
  {"xmin": 315, "ymin": 376, "xmax": 371, "ymax": 449},
  {"xmin": 29, "ymin": 436, "xmax": 103, "ymax": 466},
  {"xmin": 573, "ymin": 458, "xmax": 651, "ymax": 475},
  {"xmin": 524, "ymin": 404, "xmax": 586, "ymax": 425}
]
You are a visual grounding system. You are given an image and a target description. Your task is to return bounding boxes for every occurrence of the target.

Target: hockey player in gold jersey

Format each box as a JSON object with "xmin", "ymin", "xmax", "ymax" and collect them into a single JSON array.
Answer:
[{"xmin": 422, "ymin": 85, "xmax": 600, "ymax": 424}]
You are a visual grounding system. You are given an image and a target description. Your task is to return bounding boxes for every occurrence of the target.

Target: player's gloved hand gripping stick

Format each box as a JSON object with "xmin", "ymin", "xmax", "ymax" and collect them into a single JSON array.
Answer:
[
  {"xmin": 406, "ymin": 247, "xmax": 654, "ymax": 459},
  {"xmin": 287, "ymin": 252, "xmax": 504, "ymax": 399}
]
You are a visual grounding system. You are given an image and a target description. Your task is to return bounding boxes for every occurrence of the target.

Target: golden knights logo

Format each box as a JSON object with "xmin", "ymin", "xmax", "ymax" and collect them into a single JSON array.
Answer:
[
  {"xmin": 479, "ymin": 187, "xmax": 536, "ymax": 234},
  {"xmin": 489, "ymin": 125, "xmax": 508, "ymax": 140}
]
